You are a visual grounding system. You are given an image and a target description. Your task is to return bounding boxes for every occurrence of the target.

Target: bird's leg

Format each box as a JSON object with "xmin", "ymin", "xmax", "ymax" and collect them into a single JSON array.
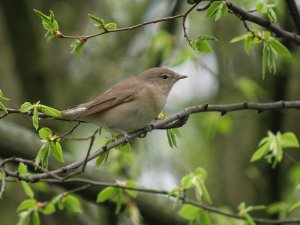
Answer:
[{"xmin": 113, "ymin": 128, "xmax": 131, "ymax": 143}]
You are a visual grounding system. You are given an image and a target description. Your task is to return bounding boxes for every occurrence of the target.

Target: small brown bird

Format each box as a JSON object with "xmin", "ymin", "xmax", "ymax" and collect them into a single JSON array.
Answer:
[{"xmin": 62, "ymin": 67, "xmax": 187, "ymax": 133}]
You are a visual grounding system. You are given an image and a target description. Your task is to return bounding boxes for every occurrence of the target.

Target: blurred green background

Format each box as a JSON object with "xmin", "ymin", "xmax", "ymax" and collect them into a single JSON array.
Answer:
[{"xmin": 1, "ymin": 0, "xmax": 300, "ymax": 224}]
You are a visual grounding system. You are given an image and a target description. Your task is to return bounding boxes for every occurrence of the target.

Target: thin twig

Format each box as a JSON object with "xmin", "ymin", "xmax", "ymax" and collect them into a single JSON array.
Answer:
[
  {"xmin": 60, "ymin": 14, "xmax": 184, "ymax": 40},
  {"xmin": 182, "ymin": 1, "xmax": 203, "ymax": 47},
  {"xmin": 59, "ymin": 121, "xmax": 81, "ymax": 139},
  {"xmin": 81, "ymin": 129, "xmax": 98, "ymax": 172}
]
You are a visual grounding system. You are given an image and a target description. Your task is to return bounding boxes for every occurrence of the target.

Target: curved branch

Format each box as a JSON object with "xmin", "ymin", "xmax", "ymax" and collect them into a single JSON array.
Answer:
[
  {"xmin": 2, "ymin": 100, "xmax": 300, "ymax": 182},
  {"xmin": 23, "ymin": 177, "xmax": 300, "ymax": 225},
  {"xmin": 223, "ymin": 0, "xmax": 300, "ymax": 44}
]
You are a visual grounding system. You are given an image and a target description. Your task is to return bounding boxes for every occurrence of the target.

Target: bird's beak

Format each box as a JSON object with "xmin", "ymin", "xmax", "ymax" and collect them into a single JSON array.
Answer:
[{"xmin": 176, "ymin": 74, "xmax": 188, "ymax": 80}]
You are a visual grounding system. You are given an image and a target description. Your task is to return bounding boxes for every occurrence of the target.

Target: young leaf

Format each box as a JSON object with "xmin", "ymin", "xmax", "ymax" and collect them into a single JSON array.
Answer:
[
  {"xmin": 70, "ymin": 39, "xmax": 85, "ymax": 56},
  {"xmin": 97, "ymin": 187, "xmax": 117, "ymax": 203},
  {"xmin": 35, "ymin": 143, "xmax": 51, "ymax": 168},
  {"xmin": 256, "ymin": 2, "xmax": 268, "ymax": 13},
  {"xmin": 230, "ymin": 35, "xmax": 247, "ymax": 43},
  {"xmin": 17, "ymin": 211, "xmax": 31, "ymax": 225},
  {"xmin": 105, "ymin": 23, "xmax": 117, "ymax": 30},
  {"xmin": 205, "ymin": 1, "xmax": 221, "ymax": 19},
  {"xmin": 179, "ymin": 204, "xmax": 202, "ymax": 220},
  {"xmin": 32, "ymin": 107, "xmax": 39, "ymax": 130},
  {"xmin": 39, "ymin": 105, "xmax": 61, "ymax": 117},
  {"xmin": 125, "ymin": 180, "xmax": 138, "ymax": 198},
  {"xmin": 64, "ymin": 195, "xmax": 82, "ymax": 213},
  {"xmin": 114, "ymin": 189, "xmax": 123, "ymax": 214},
  {"xmin": 0, "ymin": 102, "xmax": 8, "ymax": 114},
  {"xmin": 267, "ymin": 8, "xmax": 277, "ymax": 23},
  {"xmin": 38, "ymin": 127, "xmax": 53, "ymax": 140},
  {"xmin": 96, "ymin": 151, "xmax": 109, "ymax": 166},
  {"xmin": 20, "ymin": 102, "xmax": 33, "ymax": 113},
  {"xmin": 268, "ymin": 39, "xmax": 291, "ymax": 58},
  {"xmin": 17, "ymin": 199, "xmax": 37, "ymax": 212},
  {"xmin": 88, "ymin": 14, "xmax": 105, "ymax": 27},
  {"xmin": 181, "ymin": 174, "xmax": 193, "ymax": 189},
  {"xmin": 32, "ymin": 210, "xmax": 40, "ymax": 225},
  {"xmin": 20, "ymin": 181, "xmax": 34, "ymax": 199},
  {"xmin": 116, "ymin": 143, "xmax": 132, "ymax": 153},
  {"xmin": 18, "ymin": 163, "xmax": 28, "ymax": 175},
  {"xmin": 41, "ymin": 203, "xmax": 56, "ymax": 215},
  {"xmin": 50, "ymin": 142, "xmax": 64, "ymax": 163},
  {"xmin": 281, "ymin": 132, "xmax": 299, "ymax": 148}
]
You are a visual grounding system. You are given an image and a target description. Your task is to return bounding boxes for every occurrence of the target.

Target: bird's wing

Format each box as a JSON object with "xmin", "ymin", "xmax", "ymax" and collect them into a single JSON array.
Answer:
[{"xmin": 67, "ymin": 78, "xmax": 144, "ymax": 118}]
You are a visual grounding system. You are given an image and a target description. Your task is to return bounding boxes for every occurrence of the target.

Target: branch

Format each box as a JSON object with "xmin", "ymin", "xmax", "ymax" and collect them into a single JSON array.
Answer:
[
  {"xmin": 285, "ymin": 0, "xmax": 300, "ymax": 34},
  {"xmin": 223, "ymin": 0, "xmax": 300, "ymax": 44},
  {"xmin": 2, "ymin": 100, "xmax": 300, "ymax": 182},
  {"xmin": 34, "ymin": 177, "xmax": 300, "ymax": 224}
]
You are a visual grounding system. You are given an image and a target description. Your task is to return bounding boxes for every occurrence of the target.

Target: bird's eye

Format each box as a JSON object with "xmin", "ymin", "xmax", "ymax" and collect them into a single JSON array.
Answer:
[{"xmin": 162, "ymin": 74, "xmax": 169, "ymax": 80}]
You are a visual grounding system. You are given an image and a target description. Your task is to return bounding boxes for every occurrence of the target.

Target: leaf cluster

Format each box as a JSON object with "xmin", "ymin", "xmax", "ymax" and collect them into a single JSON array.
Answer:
[
  {"xmin": 20, "ymin": 102, "xmax": 61, "ymax": 130},
  {"xmin": 251, "ymin": 131, "xmax": 299, "ymax": 168},
  {"xmin": 35, "ymin": 128, "xmax": 64, "ymax": 168},
  {"xmin": 96, "ymin": 180, "xmax": 138, "ymax": 214},
  {"xmin": 16, "ymin": 163, "xmax": 81, "ymax": 225}
]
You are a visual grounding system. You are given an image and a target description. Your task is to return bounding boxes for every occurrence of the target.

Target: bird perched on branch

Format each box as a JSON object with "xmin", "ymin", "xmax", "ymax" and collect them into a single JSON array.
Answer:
[{"xmin": 62, "ymin": 67, "xmax": 187, "ymax": 135}]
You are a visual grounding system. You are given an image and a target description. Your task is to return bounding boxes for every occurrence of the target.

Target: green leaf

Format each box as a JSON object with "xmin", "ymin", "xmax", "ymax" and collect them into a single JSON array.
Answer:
[
  {"xmin": 200, "ymin": 211, "xmax": 212, "ymax": 225},
  {"xmin": 256, "ymin": 2, "xmax": 268, "ymax": 13},
  {"xmin": 244, "ymin": 213, "xmax": 256, "ymax": 225},
  {"xmin": 166, "ymin": 129, "xmax": 178, "ymax": 148},
  {"xmin": 20, "ymin": 181, "xmax": 34, "ymax": 199},
  {"xmin": 96, "ymin": 151, "xmax": 109, "ymax": 166},
  {"xmin": 35, "ymin": 143, "xmax": 51, "ymax": 168},
  {"xmin": 32, "ymin": 210, "xmax": 40, "ymax": 225},
  {"xmin": 281, "ymin": 132, "xmax": 299, "ymax": 148},
  {"xmin": 38, "ymin": 127, "xmax": 53, "ymax": 140},
  {"xmin": 267, "ymin": 8, "xmax": 277, "ymax": 23},
  {"xmin": 197, "ymin": 34, "xmax": 218, "ymax": 41},
  {"xmin": 230, "ymin": 35, "xmax": 247, "ymax": 43},
  {"xmin": 125, "ymin": 180, "xmax": 138, "ymax": 198},
  {"xmin": 181, "ymin": 174, "xmax": 193, "ymax": 189},
  {"xmin": 64, "ymin": 195, "xmax": 82, "ymax": 213},
  {"xmin": 41, "ymin": 203, "xmax": 56, "ymax": 215},
  {"xmin": 198, "ymin": 181, "xmax": 212, "ymax": 203},
  {"xmin": 250, "ymin": 142, "xmax": 270, "ymax": 162},
  {"xmin": 50, "ymin": 142, "xmax": 64, "ymax": 163},
  {"xmin": 33, "ymin": 9, "xmax": 59, "ymax": 42},
  {"xmin": 116, "ymin": 143, "xmax": 131, "ymax": 153},
  {"xmin": 18, "ymin": 163, "xmax": 28, "ymax": 175},
  {"xmin": 97, "ymin": 187, "xmax": 117, "ymax": 203},
  {"xmin": 32, "ymin": 107, "xmax": 39, "ymax": 130},
  {"xmin": 17, "ymin": 211, "xmax": 31, "ymax": 225},
  {"xmin": 70, "ymin": 39, "xmax": 85, "ymax": 56},
  {"xmin": 105, "ymin": 23, "xmax": 117, "ymax": 30},
  {"xmin": 289, "ymin": 201, "xmax": 300, "ymax": 213},
  {"xmin": 0, "ymin": 102, "xmax": 8, "ymax": 114},
  {"xmin": 268, "ymin": 39, "xmax": 291, "ymax": 58},
  {"xmin": 192, "ymin": 35, "xmax": 218, "ymax": 54},
  {"xmin": 17, "ymin": 199, "xmax": 37, "ymax": 212},
  {"xmin": 179, "ymin": 204, "xmax": 202, "ymax": 220},
  {"xmin": 88, "ymin": 14, "xmax": 105, "ymax": 26},
  {"xmin": 205, "ymin": 1, "xmax": 221, "ymax": 19},
  {"xmin": 114, "ymin": 189, "xmax": 123, "ymax": 214},
  {"xmin": 39, "ymin": 105, "xmax": 61, "ymax": 117},
  {"xmin": 20, "ymin": 102, "xmax": 33, "ymax": 113}
]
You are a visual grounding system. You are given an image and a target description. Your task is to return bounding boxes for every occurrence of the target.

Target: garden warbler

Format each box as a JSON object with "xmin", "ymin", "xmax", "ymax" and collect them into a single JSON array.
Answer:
[{"xmin": 62, "ymin": 67, "xmax": 187, "ymax": 133}]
